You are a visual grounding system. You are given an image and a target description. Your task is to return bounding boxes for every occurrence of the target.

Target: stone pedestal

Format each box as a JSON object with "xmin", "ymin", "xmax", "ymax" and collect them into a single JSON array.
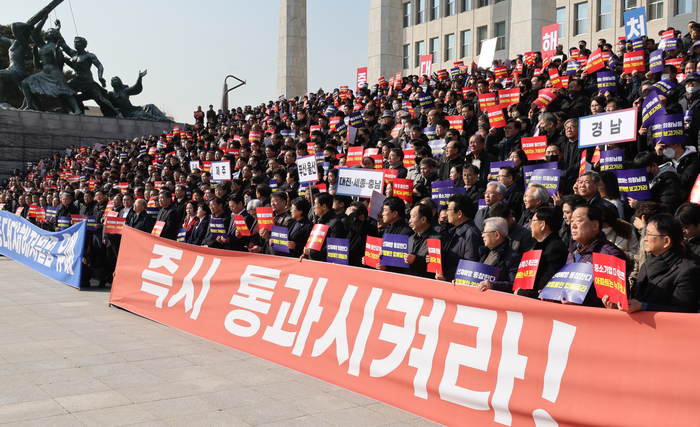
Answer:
[
  {"xmin": 367, "ymin": 0, "xmax": 403, "ymax": 86},
  {"xmin": 277, "ymin": 0, "xmax": 308, "ymax": 100},
  {"xmin": 0, "ymin": 110, "xmax": 182, "ymax": 177}
]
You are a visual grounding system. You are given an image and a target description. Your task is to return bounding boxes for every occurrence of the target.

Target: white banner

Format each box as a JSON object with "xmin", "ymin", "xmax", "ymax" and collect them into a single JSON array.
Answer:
[
  {"xmin": 578, "ymin": 108, "xmax": 638, "ymax": 148},
  {"xmin": 336, "ymin": 167, "xmax": 385, "ymax": 198},
  {"xmin": 210, "ymin": 161, "xmax": 231, "ymax": 181},
  {"xmin": 478, "ymin": 38, "xmax": 498, "ymax": 69}
]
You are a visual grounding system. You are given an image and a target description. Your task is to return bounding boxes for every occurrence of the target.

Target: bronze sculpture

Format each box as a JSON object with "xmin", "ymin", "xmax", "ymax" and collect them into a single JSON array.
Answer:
[
  {"xmin": 0, "ymin": 22, "xmax": 33, "ymax": 109},
  {"xmin": 108, "ymin": 70, "xmax": 170, "ymax": 122}
]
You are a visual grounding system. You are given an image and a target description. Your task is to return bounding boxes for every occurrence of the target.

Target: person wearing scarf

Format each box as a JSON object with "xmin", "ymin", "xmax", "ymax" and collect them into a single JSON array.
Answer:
[{"xmin": 604, "ymin": 214, "xmax": 700, "ymax": 313}]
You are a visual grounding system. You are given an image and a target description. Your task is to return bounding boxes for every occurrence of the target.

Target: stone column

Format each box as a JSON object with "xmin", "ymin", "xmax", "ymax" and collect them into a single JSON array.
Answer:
[
  {"xmin": 367, "ymin": 0, "xmax": 403, "ymax": 86},
  {"xmin": 277, "ymin": 0, "xmax": 308, "ymax": 99},
  {"xmin": 509, "ymin": 0, "xmax": 556, "ymax": 56}
]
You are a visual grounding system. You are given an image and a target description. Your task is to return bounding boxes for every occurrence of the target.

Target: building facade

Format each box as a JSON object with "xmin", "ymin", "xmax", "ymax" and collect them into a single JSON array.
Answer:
[{"xmin": 395, "ymin": 0, "xmax": 699, "ymax": 78}]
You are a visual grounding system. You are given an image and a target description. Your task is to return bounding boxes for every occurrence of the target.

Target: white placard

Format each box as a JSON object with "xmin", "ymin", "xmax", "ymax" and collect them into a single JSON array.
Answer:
[
  {"xmin": 478, "ymin": 38, "xmax": 498, "ymax": 69},
  {"xmin": 336, "ymin": 167, "xmax": 385, "ymax": 198},
  {"xmin": 578, "ymin": 108, "xmax": 638, "ymax": 148},
  {"xmin": 296, "ymin": 155, "xmax": 319, "ymax": 184},
  {"xmin": 210, "ymin": 161, "xmax": 231, "ymax": 181},
  {"xmin": 190, "ymin": 161, "xmax": 201, "ymax": 171}
]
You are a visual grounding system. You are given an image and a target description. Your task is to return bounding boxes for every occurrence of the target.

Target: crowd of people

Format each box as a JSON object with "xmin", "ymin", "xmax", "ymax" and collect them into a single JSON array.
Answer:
[{"xmin": 5, "ymin": 21, "xmax": 700, "ymax": 314}]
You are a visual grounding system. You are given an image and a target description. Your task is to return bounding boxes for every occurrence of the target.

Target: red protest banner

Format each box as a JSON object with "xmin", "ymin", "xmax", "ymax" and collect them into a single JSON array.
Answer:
[
  {"xmin": 36, "ymin": 208, "xmax": 45, "ymax": 222},
  {"xmin": 549, "ymin": 69, "xmax": 563, "ymax": 89},
  {"xmin": 403, "ymin": 149, "xmax": 415, "ymax": 168},
  {"xmin": 436, "ymin": 69, "xmax": 449, "ymax": 81},
  {"xmin": 151, "ymin": 221, "xmax": 165, "ymax": 236},
  {"xmin": 522, "ymin": 136, "xmax": 547, "ymax": 161},
  {"xmin": 533, "ymin": 88, "xmax": 557, "ymax": 109},
  {"xmin": 28, "ymin": 204, "xmax": 37, "ymax": 218},
  {"xmin": 233, "ymin": 215, "xmax": 251, "ymax": 236},
  {"xmin": 347, "ymin": 147, "xmax": 364, "ymax": 167},
  {"xmin": 110, "ymin": 227, "xmax": 700, "ymax": 427},
  {"xmin": 494, "ymin": 66, "xmax": 508, "ymax": 80},
  {"xmin": 390, "ymin": 124, "xmax": 403, "ymax": 139},
  {"xmin": 383, "ymin": 169, "xmax": 399, "ymax": 186},
  {"xmin": 666, "ymin": 58, "xmax": 683, "ymax": 72},
  {"xmin": 256, "ymin": 207, "xmax": 274, "ymax": 232},
  {"xmin": 593, "ymin": 253, "xmax": 628, "ymax": 310},
  {"xmin": 392, "ymin": 178, "xmax": 413, "ymax": 203},
  {"xmin": 586, "ymin": 48, "xmax": 605, "ymax": 74},
  {"xmin": 14, "ymin": 207, "xmax": 23, "ymax": 216},
  {"xmin": 426, "ymin": 238, "xmax": 442, "ymax": 274},
  {"xmin": 445, "ymin": 115, "xmax": 463, "ymax": 131},
  {"xmin": 541, "ymin": 23, "xmax": 558, "ymax": 59},
  {"xmin": 623, "ymin": 51, "xmax": 646, "ymax": 73},
  {"xmin": 478, "ymin": 93, "xmax": 497, "ymax": 112},
  {"xmin": 579, "ymin": 151, "xmax": 591, "ymax": 177},
  {"xmin": 104, "ymin": 215, "xmax": 125, "ymax": 234},
  {"xmin": 485, "ymin": 105, "xmax": 506, "ymax": 128},
  {"xmin": 70, "ymin": 214, "xmax": 84, "ymax": 225},
  {"xmin": 305, "ymin": 224, "xmax": 329, "ymax": 251},
  {"xmin": 513, "ymin": 250, "xmax": 542, "ymax": 290},
  {"xmin": 364, "ymin": 235, "xmax": 382, "ymax": 268},
  {"xmin": 498, "ymin": 88, "xmax": 520, "ymax": 107},
  {"xmin": 356, "ymin": 67, "xmax": 367, "ymax": 92}
]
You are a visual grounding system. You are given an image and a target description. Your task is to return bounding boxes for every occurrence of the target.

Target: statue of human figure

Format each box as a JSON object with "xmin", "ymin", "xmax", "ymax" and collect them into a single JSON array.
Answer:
[
  {"xmin": 20, "ymin": 16, "xmax": 82, "ymax": 114},
  {"xmin": 0, "ymin": 22, "xmax": 34, "ymax": 108},
  {"xmin": 108, "ymin": 70, "xmax": 171, "ymax": 121},
  {"xmin": 55, "ymin": 21, "xmax": 122, "ymax": 117}
]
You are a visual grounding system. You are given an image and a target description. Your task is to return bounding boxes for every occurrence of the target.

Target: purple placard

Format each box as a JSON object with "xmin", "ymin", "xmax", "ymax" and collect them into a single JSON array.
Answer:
[
  {"xmin": 209, "ymin": 217, "xmax": 226, "ymax": 235},
  {"xmin": 431, "ymin": 180, "xmax": 455, "ymax": 211},
  {"xmin": 454, "ymin": 260, "xmax": 501, "ymax": 287},
  {"xmin": 45, "ymin": 207, "xmax": 57, "ymax": 223},
  {"xmin": 369, "ymin": 191, "xmax": 387, "ymax": 220},
  {"xmin": 57, "ymin": 216, "xmax": 71, "ymax": 231},
  {"xmin": 565, "ymin": 61, "xmax": 580, "ymax": 76},
  {"xmin": 478, "ymin": 198, "xmax": 488, "ymax": 210},
  {"xmin": 632, "ymin": 38, "xmax": 644, "ymax": 51},
  {"xmin": 642, "ymin": 92, "xmax": 667, "ymax": 127},
  {"xmin": 327, "ymin": 237, "xmax": 349, "ymax": 265},
  {"xmin": 615, "ymin": 168, "xmax": 652, "ymax": 200},
  {"xmin": 685, "ymin": 110, "xmax": 694, "ymax": 124},
  {"xmin": 649, "ymin": 50, "xmax": 664, "ymax": 73},
  {"xmin": 661, "ymin": 38, "xmax": 677, "ymax": 51},
  {"xmin": 380, "ymin": 234, "xmax": 409, "ymax": 268},
  {"xmin": 429, "ymin": 139, "xmax": 445, "ymax": 156},
  {"xmin": 597, "ymin": 71, "xmax": 618, "ymax": 93},
  {"xmin": 649, "ymin": 79, "xmax": 677, "ymax": 95},
  {"xmin": 177, "ymin": 228, "xmax": 187, "ymax": 243},
  {"xmin": 539, "ymin": 263, "xmax": 593, "ymax": 304},
  {"xmin": 269, "ymin": 181, "xmax": 278, "ymax": 190},
  {"xmin": 85, "ymin": 215, "xmax": 97, "ymax": 231},
  {"xmin": 419, "ymin": 93, "xmax": 435, "ymax": 110},
  {"xmin": 528, "ymin": 169, "xmax": 560, "ymax": 197},
  {"xmin": 651, "ymin": 113, "xmax": 685, "ymax": 146},
  {"xmin": 271, "ymin": 226, "xmax": 289, "ymax": 253},
  {"xmin": 280, "ymin": 129, "xmax": 296, "ymax": 139},
  {"xmin": 599, "ymin": 149, "xmax": 625, "ymax": 171},
  {"xmin": 522, "ymin": 162, "xmax": 557, "ymax": 186},
  {"xmin": 424, "ymin": 127, "xmax": 437, "ymax": 141},
  {"xmin": 489, "ymin": 160, "xmax": 514, "ymax": 181},
  {"xmin": 348, "ymin": 112, "xmax": 365, "ymax": 128}
]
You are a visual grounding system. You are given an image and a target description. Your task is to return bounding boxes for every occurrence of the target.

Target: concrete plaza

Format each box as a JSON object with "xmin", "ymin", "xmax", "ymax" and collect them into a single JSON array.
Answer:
[{"xmin": 0, "ymin": 258, "xmax": 443, "ymax": 427}]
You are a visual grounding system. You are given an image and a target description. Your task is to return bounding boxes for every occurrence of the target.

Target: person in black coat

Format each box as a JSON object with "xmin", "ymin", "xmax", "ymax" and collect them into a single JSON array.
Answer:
[
  {"xmin": 188, "ymin": 202, "xmax": 210, "ymax": 246},
  {"xmin": 462, "ymin": 165, "xmax": 484, "ymax": 206},
  {"xmin": 156, "ymin": 190, "xmax": 181, "ymax": 241},
  {"xmin": 202, "ymin": 197, "xmax": 232, "ymax": 248},
  {"xmin": 346, "ymin": 202, "xmax": 379, "ymax": 267},
  {"xmin": 287, "ymin": 197, "xmax": 314, "ymax": 258},
  {"xmin": 302, "ymin": 192, "xmax": 346, "ymax": 262},
  {"xmin": 604, "ymin": 214, "xmax": 699, "ymax": 313},
  {"xmin": 173, "ymin": 184, "xmax": 190, "ymax": 226},
  {"xmin": 222, "ymin": 193, "xmax": 256, "ymax": 252},
  {"xmin": 378, "ymin": 196, "xmax": 413, "ymax": 238},
  {"xmin": 630, "ymin": 152, "xmax": 683, "ymax": 217},
  {"xmin": 476, "ymin": 217, "xmax": 521, "ymax": 289},
  {"xmin": 404, "ymin": 204, "xmax": 441, "ymax": 278},
  {"xmin": 129, "ymin": 199, "xmax": 156, "ymax": 234},
  {"xmin": 439, "ymin": 193, "xmax": 483, "ymax": 282}
]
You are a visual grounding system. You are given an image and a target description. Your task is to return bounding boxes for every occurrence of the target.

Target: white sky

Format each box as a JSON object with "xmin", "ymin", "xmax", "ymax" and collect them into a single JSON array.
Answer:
[{"xmin": 5, "ymin": 0, "xmax": 370, "ymax": 123}]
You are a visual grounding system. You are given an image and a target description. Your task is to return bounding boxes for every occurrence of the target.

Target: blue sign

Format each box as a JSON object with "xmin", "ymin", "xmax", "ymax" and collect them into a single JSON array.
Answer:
[
  {"xmin": 327, "ymin": 238, "xmax": 349, "ymax": 265},
  {"xmin": 624, "ymin": 7, "xmax": 647, "ymax": 40},
  {"xmin": 0, "ymin": 211, "xmax": 85, "ymax": 288},
  {"xmin": 539, "ymin": 263, "xmax": 593, "ymax": 304},
  {"xmin": 455, "ymin": 260, "xmax": 501, "ymax": 287}
]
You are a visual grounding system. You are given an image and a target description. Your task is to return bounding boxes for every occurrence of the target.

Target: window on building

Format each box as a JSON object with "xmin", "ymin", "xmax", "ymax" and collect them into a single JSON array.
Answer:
[
  {"xmin": 445, "ymin": 34, "xmax": 455, "ymax": 61},
  {"xmin": 574, "ymin": 3, "xmax": 588, "ymax": 35},
  {"xmin": 649, "ymin": 0, "xmax": 663, "ymax": 19},
  {"xmin": 463, "ymin": 0, "xmax": 472, "ymax": 11},
  {"xmin": 495, "ymin": 22, "xmax": 506, "ymax": 51},
  {"xmin": 415, "ymin": 40, "xmax": 425, "ymax": 67},
  {"xmin": 403, "ymin": 44, "xmax": 411, "ymax": 70},
  {"xmin": 430, "ymin": 0, "xmax": 440, "ymax": 20},
  {"xmin": 495, "ymin": 0, "xmax": 506, "ymax": 4},
  {"xmin": 403, "ymin": 2, "xmax": 412, "ymax": 27},
  {"xmin": 477, "ymin": 26, "xmax": 487, "ymax": 55},
  {"xmin": 623, "ymin": 0, "xmax": 637, "ymax": 11},
  {"xmin": 598, "ymin": 0, "xmax": 612, "ymax": 30},
  {"xmin": 676, "ymin": 0, "xmax": 690, "ymax": 15},
  {"xmin": 416, "ymin": 0, "xmax": 425, "ymax": 24},
  {"xmin": 430, "ymin": 37, "xmax": 440, "ymax": 63},
  {"xmin": 557, "ymin": 7, "xmax": 566, "ymax": 37},
  {"xmin": 461, "ymin": 30, "xmax": 471, "ymax": 57},
  {"xmin": 478, "ymin": 0, "xmax": 488, "ymax": 7},
  {"xmin": 446, "ymin": 0, "xmax": 456, "ymax": 15}
]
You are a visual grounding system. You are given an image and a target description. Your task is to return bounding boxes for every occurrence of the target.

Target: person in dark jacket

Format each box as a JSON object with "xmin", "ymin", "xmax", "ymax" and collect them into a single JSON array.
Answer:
[
  {"xmin": 465, "ymin": 134, "xmax": 498, "ymax": 185},
  {"xmin": 346, "ymin": 202, "xmax": 379, "ymax": 267},
  {"xmin": 173, "ymin": 184, "xmax": 190, "ymax": 226},
  {"xmin": 675, "ymin": 203, "xmax": 700, "ymax": 264},
  {"xmin": 657, "ymin": 140, "xmax": 700, "ymax": 202},
  {"xmin": 604, "ymin": 214, "xmax": 700, "ymax": 313},
  {"xmin": 156, "ymin": 190, "xmax": 180, "ymax": 241},
  {"xmin": 487, "ymin": 201, "xmax": 537, "ymax": 255},
  {"xmin": 567, "ymin": 205, "xmax": 632, "ymax": 307},
  {"xmin": 128, "ymin": 199, "xmax": 155, "ymax": 234},
  {"xmin": 287, "ymin": 197, "xmax": 314, "ymax": 258},
  {"xmin": 404, "ymin": 203, "xmax": 441, "ymax": 278},
  {"xmin": 378, "ymin": 196, "xmax": 413, "ymax": 237},
  {"xmin": 188, "ymin": 202, "xmax": 210, "ymax": 246},
  {"xmin": 438, "ymin": 193, "xmax": 483, "ymax": 282},
  {"xmin": 561, "ymin": 79, "xmax": 590, "ymax": 120},
  {"xmin": 437, "ymin": 141, "xmax": 465, "ymax": 181},
  {"xmin": 202, "ymin": 197, "xmax": 232, "ymax": 248},
  {"xmin": 462, "ymin": 164, "xmax": 484, "ymax": 206},
  {"xmin": 476, "ymin": 217, "xmax": 521, "ymax": 289},
  {"xmin": 222, "ymin": 193, "xmax": 256, "ymax": 251},
  {"xmin": 630, "ymin": 152, "xmax": 683, "ymax": 217},
  {"xmin": 387, "ymin": 148, "xmax": 408, "ymax": 179},
  {"xmin": 302, "ymin": 192, "xmax": 345, "ymax": 261}
]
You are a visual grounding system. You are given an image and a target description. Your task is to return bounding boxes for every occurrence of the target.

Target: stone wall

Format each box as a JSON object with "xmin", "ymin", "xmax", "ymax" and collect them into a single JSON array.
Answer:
[{"xmin": 0, "ymin": 110, "xmax": 183, "ymax": 177}]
